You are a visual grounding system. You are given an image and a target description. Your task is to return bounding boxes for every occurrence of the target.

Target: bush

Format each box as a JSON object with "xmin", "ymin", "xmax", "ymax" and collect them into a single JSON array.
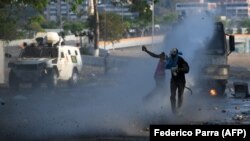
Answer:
[{"xmin": 79, "ymin": 47, "xmax": 91, "ymax": 55}]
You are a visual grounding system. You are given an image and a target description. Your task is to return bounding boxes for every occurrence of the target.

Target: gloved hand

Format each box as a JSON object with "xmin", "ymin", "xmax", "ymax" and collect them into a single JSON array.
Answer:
[
  {"xmin": 171, "ymin": 66, "xmax": 178, "ymax": 72},
  {"xmin": 171, "ymin": 66, "xmax": 178, "ymax": 76},
  {"xmin": 142, "ymin": 45, "xmax": 147, "ymax": 52}
]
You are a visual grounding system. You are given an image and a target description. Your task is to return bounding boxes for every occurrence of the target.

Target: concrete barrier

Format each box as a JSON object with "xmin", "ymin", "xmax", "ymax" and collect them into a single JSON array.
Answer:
[
  {"xmin": 98, "ymin": 35, "xmax": 164, "ymax": 50},
  {"xmin": 228, "ymin": 53, "xmax": 250, "ymax": 68}
]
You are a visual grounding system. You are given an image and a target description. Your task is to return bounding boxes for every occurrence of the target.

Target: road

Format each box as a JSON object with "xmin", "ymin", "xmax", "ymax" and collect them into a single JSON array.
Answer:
[{"xmin": 0, "ymin": 47, "xmax": 250, "ymax": 141}]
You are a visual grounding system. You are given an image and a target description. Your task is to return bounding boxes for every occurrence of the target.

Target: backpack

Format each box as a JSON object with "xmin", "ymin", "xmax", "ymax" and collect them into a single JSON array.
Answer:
[{"xmin": 182, "ymin": 60, "xmax": 189, "ymax": 74}]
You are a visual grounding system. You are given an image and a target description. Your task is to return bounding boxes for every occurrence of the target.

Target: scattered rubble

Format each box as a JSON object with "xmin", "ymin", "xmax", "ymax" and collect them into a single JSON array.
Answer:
[
  {"xmin": 221, "ymin": 109, "xmax": 226, "ymax": 113},
  {"xmin": 0, "ymin": 98, "xmax": 5, "ymax": 105},
  {"xmin": 235, "ymin": 106, "xmax": 240, "ymax": 110},
  {"xmin": 232, "ymin": 114, "xmax": 244, "ymax": 121}
]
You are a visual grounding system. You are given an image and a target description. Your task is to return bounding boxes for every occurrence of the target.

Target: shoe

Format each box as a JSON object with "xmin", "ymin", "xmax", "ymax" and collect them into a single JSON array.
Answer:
[{"xmin": 176, "ymin": 110, "xmax": 183, "ymax": 117}]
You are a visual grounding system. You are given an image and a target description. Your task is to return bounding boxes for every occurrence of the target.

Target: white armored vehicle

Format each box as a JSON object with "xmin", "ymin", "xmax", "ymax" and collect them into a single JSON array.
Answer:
[{"xmin": 8, "ymin": 32, "xmax": 82, "ymax": 89}]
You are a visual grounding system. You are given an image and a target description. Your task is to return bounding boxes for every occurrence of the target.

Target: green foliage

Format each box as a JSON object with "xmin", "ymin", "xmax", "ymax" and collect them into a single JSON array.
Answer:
[
  {"xmin": 100, "ymin": 12, "xmax": 125, "ymax": 43},
  {"xmin": 26, "ymin": 15, "xmax": 46, "ymax": 32},
  {"xmin": 0, "ymin": 17, "xmax": 19, "ymax": 41},
  {"xmin": 88, "ymin": 12, "xmax": 125, "ymax": 43},
  {"xmin": 130, "ymin": 0, "xmax": 152, "ymax": 23},
  {"xmin": 63, "ymin": 21, "xmax": 87, "ymax": 34},
  {"xmin": 0, "ymin": 0, "xmax": 85, "ymax": 40},
  {"xmin": 41, "ymin": 21, "xmax": 59, "ymax": 29},
  {"xmin": 0, "ymin": 1, "xmax": 48, "ymax": 40},
  {"xmin": 0, "ymin": 7, "xmax": 25, "ymax": 40},
  {"xmin": 79, "ymin": 47, "xmax": 91, "ymax": 55},
  {"xmin": 0, "ymin": 0, "xmax": 49, "ymax": 10},
  {"xmin": 155, "ymin": 12, "xmax": 178, "ymax": 25},
  {"xmin": 239, "ymin": 19, "xmax": 250, "ymax": 27},
  {"xmin": 68, "ymin": 0, "xmax": 84, "ymax": 11}
]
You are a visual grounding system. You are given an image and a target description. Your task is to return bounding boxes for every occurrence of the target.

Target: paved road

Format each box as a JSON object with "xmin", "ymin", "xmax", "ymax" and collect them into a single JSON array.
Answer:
[{"xmin": 0, "ymin": 47, "xmax": 250, "ymax": 141}]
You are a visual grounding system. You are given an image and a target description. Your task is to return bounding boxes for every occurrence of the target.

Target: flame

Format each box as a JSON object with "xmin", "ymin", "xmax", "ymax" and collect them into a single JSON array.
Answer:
[{"xmin": 210, "ymin": 89, "xmax": 217, "ymax": 96}]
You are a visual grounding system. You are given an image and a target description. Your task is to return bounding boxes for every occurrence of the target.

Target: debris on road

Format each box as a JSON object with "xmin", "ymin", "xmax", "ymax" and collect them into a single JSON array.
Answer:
[
  {"xmin": 0, "ymin": 98, "xmax": 5, "ymax": 105},
  {"xmin": 232, "ymin": 114, "xmax": 244, "ymax": 121},
  {"xmin": 221, "ymin": 109, "xmax": 226, "ymax": 113}
]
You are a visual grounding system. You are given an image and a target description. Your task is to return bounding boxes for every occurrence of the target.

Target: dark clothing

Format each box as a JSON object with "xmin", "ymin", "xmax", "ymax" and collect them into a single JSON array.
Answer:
[
  {"xmin": 166, "ymin": 56, "xmax": 189, "ymax": 114},
  {"xmin": 170, "ymin": 79, "xmax": 185, "ymax": 114},
  {"xmin": 170, "ymin": 56, "xmax": 189, "ymax": 82},
  {"xmin": 88, "ymin": 31, "xmax": 94, "ymax": 44}
]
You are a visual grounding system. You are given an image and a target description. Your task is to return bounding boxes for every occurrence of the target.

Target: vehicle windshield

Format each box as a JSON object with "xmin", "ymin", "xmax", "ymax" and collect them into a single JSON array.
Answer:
[
  {"xmin": 20, "ymin": 45, "xmax": 58, "ymax": 58},
  {"xmin": 205, "ymin": 22, "xmax": 226, "ymax": 55}
]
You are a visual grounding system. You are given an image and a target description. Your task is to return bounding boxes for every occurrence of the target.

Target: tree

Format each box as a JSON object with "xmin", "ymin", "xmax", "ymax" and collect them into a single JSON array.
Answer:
[
  {"xmin": 0, "ymin": 0, "xmax": 85, "ymax": 41},
  {"xmin": 87, "ymin": 12, "xmax": 125, "ymax": 43},
  {"xmin": 41, "ymin": 21, "xmax": 58, "ymax": 29},
  {"xmin": 239, "ymin": 18, "xmax": 250, "ymax": 28},
  {"xmin": 63, "ymin": 21, "xmax": 86, "ymax": 34},
  {"xmin": 129, "ymin": 0, "xmax": 153, "ymax": 24},
  {"xmin": 155, "ymin": 12, "xmax": 178, "ymax": 25},
  {"xmin": 0, "ymin": 0, "xmax": 49, "ymax": 10},
  {"xmin": 0, "ymin": 1, "xmax": 48, "ymax": 40},
  {"xmin": 89, "ymin": 12, "xmax": 125, "ymax": 44},
  {"xmin": 26, "ymin": 15, "xmax": 46, "ymax": 32}
]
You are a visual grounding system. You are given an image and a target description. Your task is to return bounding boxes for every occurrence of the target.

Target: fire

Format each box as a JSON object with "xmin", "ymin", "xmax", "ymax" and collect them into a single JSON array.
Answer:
[{"xmin": 210, "ymin": 89, "xmax": 217, "ymax": 96}]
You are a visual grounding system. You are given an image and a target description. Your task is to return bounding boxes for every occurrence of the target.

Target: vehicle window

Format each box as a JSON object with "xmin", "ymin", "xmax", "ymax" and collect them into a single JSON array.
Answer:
[
  {"xmin": 205, "ymin": 23, "xmax": 226, "ymax": 55},
  {"xmin": 71, "ymin": 56, "xmax": 77, "ymax": 63},
  {"xmin": 21, "ymin": 45, "xmax": 40, "ymax": 58},
  {"xmin": 21, "ymin": 45, "xmax": 58, "ymax": 58},
  {"xmin": 61, "ymin": 52, "xmax": 65, "ymax": 58}
]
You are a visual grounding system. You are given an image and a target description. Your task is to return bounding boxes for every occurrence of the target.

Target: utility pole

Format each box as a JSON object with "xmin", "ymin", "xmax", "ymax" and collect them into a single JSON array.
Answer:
[
  {"xmin": 88, "ymin": 0, "xmax": 94, "ymax": 15},
  {"xmin": 58, "ymin": 0, "xmax": 62, "ymax": 30},
  {"xmin": 0, "ymin": 41, "xmax": 4, "ymax": 84},
  {"xmin": 151, "ymin": 0, "xmax": 155, "ymax": 47},
  {"xmin": 104, "ymin": 0, "xmax": 107, "ymax": 50},
  {"xmin": 93, "ymin": 0, "xmax": 100, "ymax": 56}
]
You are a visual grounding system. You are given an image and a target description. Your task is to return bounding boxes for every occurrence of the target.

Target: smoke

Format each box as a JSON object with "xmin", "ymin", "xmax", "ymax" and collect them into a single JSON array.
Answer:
[
  {"xmin": 161, "ymin": 12, "xmax": 215, "ymax": 78},
  {"xmin": 0, "ymin": 13, "xmax": 228, "ymax": 141},
  {"xmin": 0, "ymin": 56, "xmax": 172, "ymax": 140},
  {"xmin": 156, "ymin": 12, "xmax": 227, "ymax": 123}
]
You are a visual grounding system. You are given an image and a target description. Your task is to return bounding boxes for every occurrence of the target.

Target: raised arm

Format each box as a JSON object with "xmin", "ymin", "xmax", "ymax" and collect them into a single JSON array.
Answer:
[{"xmin": 142, "ymin": 45, "xmax": 161, "ymax": 58}]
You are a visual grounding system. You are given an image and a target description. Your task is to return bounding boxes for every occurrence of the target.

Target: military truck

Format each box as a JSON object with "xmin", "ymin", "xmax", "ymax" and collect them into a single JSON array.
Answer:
[
  {"xmin": 197, "ymin": 22, "xmax": 235, "ymax": 97},
  {"xmin": 8, "ymin": 32, "xmax": 83, "ymax": 89}
]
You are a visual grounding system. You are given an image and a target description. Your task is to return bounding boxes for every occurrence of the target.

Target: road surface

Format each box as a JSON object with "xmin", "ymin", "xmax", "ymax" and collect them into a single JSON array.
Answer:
[{"xmin": 0, "ymin": 47, "xmax": 250, "ymax": 141}]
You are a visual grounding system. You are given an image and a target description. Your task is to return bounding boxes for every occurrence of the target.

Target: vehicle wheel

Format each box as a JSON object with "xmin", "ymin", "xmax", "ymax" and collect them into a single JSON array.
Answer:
[
  {"xmin": 217, "ymin": 84, "xmax": 226, "ymax": 97},
  {"xmin": 9, "ymin": 70, "xmax": 19, "ymax": 91},
  {"xmin": 47, "ymin": 69, "xmax": 58, "ymax": 89},
  {"xmin": 68, "ymin": 69, "xmax": 78, "ymax": 87}
]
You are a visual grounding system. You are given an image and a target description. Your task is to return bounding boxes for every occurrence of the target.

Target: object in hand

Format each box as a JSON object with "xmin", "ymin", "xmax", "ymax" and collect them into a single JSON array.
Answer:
[{"xmin": 171, "ymin": 66, "xmax": 178, "ymax": 76}]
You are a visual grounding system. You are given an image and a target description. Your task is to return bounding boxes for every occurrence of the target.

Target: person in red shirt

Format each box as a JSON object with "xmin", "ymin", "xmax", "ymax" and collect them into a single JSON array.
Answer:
[
  {"xmin": 142, "ymin": 46, "xmax": 167, "ymax": 101},
  {"xmin": 142, "ymin": 46, "xmax": 166, "ymax": 89}
]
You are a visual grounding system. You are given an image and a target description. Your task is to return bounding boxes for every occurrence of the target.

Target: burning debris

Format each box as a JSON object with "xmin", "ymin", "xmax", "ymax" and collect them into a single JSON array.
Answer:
[{"xmin": 210, "ymin": 89, "xmax": 217, "ymax": 97}]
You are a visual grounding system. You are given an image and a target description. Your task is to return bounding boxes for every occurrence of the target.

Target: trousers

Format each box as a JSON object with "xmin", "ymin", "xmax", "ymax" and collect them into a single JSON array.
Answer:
[{"xmin": 170, "ymin": 79, "xmax": 185, "ymax": 114}]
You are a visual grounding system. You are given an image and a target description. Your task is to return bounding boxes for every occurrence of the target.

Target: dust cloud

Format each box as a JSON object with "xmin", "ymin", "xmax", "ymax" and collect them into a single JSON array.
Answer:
[{"xmin": 0, "ymin": 12, "xmax": 227, "ymax": 141}]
